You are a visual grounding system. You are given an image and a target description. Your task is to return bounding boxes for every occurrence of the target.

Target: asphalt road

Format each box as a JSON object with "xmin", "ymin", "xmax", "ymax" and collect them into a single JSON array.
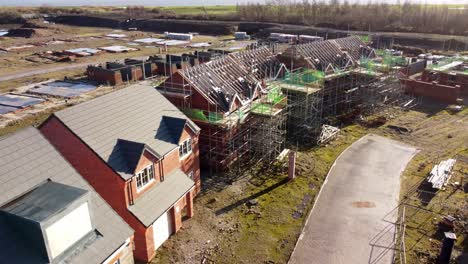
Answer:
[
  {"xmin": 0, "ymin": 56, "xmax": 150, "ymax": 82},
  {"xmin": 0, "ymin": 63, "xmax": 91, "ymax": 82},
  {"xmin": 289, "ymin": 134, "xmax": 417, "ymax": 264}
]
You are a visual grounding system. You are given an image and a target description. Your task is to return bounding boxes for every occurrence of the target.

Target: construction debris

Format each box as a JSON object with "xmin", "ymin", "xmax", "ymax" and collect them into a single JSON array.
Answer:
[
  {"xmin": 317, "ymin": 125, "xmax": 340, "ymax": 145},
  {"xmin": 427, "ymin": 159, "xmax": 456, "ymax": 189},
  {"xmin": 98, "ymin": 45, "xmax": 138, "ymax": 53}
]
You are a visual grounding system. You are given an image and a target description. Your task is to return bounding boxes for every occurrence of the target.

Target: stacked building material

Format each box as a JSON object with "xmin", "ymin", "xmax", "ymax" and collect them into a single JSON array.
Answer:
[{"xmin": 427, "ymin": 159, "xmax": 456, "ymax": 189}]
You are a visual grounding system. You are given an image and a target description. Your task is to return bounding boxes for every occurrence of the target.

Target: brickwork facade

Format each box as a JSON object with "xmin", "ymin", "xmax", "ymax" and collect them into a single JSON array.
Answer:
[{"xmin": 40, "ymin": 116, "xmax": 200, "ymax": 262}]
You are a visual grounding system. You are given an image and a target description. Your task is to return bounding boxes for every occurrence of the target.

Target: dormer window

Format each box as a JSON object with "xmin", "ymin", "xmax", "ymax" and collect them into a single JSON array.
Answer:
[
  {"xmin": 136, "ymin": 165, "xmax": 155, "ymax": 191},
  {"xmin": 179, "ymin": 138, "xmax": 193, "ymax": 159},
  {"xmin": 0, "ymin": 181, "xmax": 94, "ymax": 263}
]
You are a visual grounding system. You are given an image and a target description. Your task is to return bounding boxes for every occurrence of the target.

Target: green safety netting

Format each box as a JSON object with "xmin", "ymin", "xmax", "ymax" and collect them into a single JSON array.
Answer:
[
  {"xmin": 251, "ymin": 103, "xmax": 274, "ymax": 115},
  {"xmin": 374, "ymin": 49, "xmax": 406, "ymax": 67},
  {"xmin": 182, "ymin": 108, "xmax": 223, "ymax": 123},
  {"xmin": 357, "ymin": 35, "xmax": 370, "ymax": 43},
  {"xmin": 283, "ymin": 69, "xmax": 325, "ymax": 85},
  {"xmin": 360, "ymin": 57, "xmax": 375, "ymax": 71},
  {"xmin": 182, "ymin": 108, "xmax": 208, "ymax": 121},
  {"xmin": 208, "ymin": 111, "xmax": 224, "ymax": 122},
  {"xmin": 266, "ymin": 86, "xmax": 285, "ymax": 104}
]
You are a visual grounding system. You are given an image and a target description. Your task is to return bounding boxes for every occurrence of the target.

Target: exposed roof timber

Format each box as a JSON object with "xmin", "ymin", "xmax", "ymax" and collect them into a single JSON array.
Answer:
[
  {"xmin": 178, "ymin": 47, "xmax": 282, "ymax": 112},
  {"xmin": 284, "ymin": 36, "xmax": 375, "ymax": 72}
]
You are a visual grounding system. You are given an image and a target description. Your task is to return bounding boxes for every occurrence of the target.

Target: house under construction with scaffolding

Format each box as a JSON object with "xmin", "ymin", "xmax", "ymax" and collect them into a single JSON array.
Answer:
[
  {"xmin": 158, "ymin": 47, "xmax": 287, "ymax": 172},
  {"xmin": 276, "ymin": 36, "xmax": 412, "ymax": 143}
]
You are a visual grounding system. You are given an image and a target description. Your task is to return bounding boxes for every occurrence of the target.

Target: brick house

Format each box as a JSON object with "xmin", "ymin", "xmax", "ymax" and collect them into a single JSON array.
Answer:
[
  {"xmin": 157, "ymin": 47, "xmax": 284, "ymax": 171},
  {"xmin": 0, "ymin": 127, "xmax": 134, "ymax": 264},
  {"xmin": 40, "ymin": 84, "xmax": 201, "ymax": 262},
  {"xmin": 400, "ymin": 59, "xmax": 468, "ymax": 103}
]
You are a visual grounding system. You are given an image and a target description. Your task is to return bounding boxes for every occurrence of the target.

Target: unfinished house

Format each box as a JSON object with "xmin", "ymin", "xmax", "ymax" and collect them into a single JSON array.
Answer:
[
  {"xmin": 277, "ymin": 36, "xmax": 408, "ymax": 142},
  {"xmin": 147, "ymin": 54, "xmax": 199, "ymax": 76},
  {"xmin": 87, "ymin": 61, "xmax": 156, "ymax": 86},
  {"xmin": 400, "ymin": 56, "xmax": 468, "ymax": 103},
  {"xmin": 40, "ymin": 84, "xmax": 201, "ymax": 262},
  {"xmin": 158, "ymin": 47, "xmax": 286, "ymax": 172},
  {"xmin": 0, "ymin": 127, "xmax": 134, "ymax": 264}
]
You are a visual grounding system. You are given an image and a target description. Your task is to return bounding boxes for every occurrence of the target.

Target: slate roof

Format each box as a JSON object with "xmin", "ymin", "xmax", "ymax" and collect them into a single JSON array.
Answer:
[
  {"xmin": 2, "ymin": 181, "xmax": 88, "ymax": 223},
  {"xmin": 109, "ymin": 139, "xmax": 161, "ymax": 177},
  {"xmin": 0, "ymin": 127, "xmax": 133, "ymax": 264},
  {"xmin": 128, "ymin": 168, "xmax": 194, "ymax": 227},
  {"xmin": 52, "ymin": 84, "xmax": 200, "ymax": 180}
]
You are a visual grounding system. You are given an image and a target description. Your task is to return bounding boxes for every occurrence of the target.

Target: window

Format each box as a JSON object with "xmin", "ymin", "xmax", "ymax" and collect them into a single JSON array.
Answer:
[
  {"xmin": 179, "ymin": 138, "xmax": 193, "ymax": 159},
  {"xmin": 136, "ymin": 165, "xmax": 155, "ymax": 190},
  {"xmin": 187, "ymin": 171, "xmax": 194, "ymax": 180}
]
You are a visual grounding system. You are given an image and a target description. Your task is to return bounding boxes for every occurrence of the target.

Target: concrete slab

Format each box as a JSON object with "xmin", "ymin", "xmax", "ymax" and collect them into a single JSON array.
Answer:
[
  {"xmin": 0, "ymin": 94, "xmax": 44, "ymax": 108},
  {"xmin": 289, "ymin": 134, "xmax": 417, "ymax": 264},
  {"xmin": 29, "ymin": 81, "xmax": 97, "ymax": 98}
]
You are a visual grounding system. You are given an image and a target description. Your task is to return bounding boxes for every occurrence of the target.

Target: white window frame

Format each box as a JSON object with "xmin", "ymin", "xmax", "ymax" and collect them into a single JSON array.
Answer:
[
  {"xmin": 135, "ymin": 164, "xmax": 155, "ymax": 192},
  {"xmin": 179, "ymin": 138, "xmax": 193, "ymax": 160},
  {"xmin": 187, "ymin": 171, "xmax": 194, "ymax": 180}
]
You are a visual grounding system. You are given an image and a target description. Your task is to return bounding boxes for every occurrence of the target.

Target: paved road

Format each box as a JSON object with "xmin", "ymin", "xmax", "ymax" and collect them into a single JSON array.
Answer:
[
  {"xmin": 0, "ymin": 56, "xmax": 150, "ymax": 82},
  {"xmin": 289, "ymin": 134, "xmax": 417, "ymax": 264},
  {"xmin": 0, "ymin": 63, "xmax": 91, "ymax": 82}
]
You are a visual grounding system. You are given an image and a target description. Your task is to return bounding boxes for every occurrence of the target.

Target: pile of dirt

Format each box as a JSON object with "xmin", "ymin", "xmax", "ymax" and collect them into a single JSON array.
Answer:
[
  {"xmin": 6, "ymin": 28, "xmax": 37, "ymax": 38},
  {"xmin": 6, "ymin": 27, "xmax": 60, "ymax": 38},
  {"xmin": 21, "ymin": 21, "xmax": 48, "ymax": 29},
  {"xmin": 53, "ymin": 15, "xmax": 237, "ymax": 35},
  {"xmin": 130, "ymin": 19, "xmax": 237, "ymax": 35},
  {"xmin": 7, "ymin": 21, "xmax": 62, "ymax": 38},
  {"xmin": 53, "ymin": 15, "xmax": 121, "ymax": 28}
]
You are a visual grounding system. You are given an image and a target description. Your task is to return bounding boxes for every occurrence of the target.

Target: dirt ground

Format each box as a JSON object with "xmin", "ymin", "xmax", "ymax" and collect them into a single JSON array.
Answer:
[
  {"xmin": 151, "ymin": 101, "xmax": 467, "ymax": 264},
  {"xmin": 374, "ymin": 101, "xmax": 468, "ymax": 264},
  {"xmin": 0, "ymin": 21, "xmax": 241, "ymax": 87}
]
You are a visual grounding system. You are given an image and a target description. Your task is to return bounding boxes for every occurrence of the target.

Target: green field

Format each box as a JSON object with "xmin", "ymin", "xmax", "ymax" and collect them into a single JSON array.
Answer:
[{"xmin": 158, "ymin": 6, "xmax": 236, "ymax": 15}]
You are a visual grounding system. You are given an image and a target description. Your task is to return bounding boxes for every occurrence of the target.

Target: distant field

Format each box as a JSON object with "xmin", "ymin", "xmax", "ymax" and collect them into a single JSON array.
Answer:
[
  {"xmin": 0, "ymin": 5, "xmax": 237, "ymax": 15},
  {"xmin": 158, "ymin": 6, "xmax": 236, "ymax": 15}
]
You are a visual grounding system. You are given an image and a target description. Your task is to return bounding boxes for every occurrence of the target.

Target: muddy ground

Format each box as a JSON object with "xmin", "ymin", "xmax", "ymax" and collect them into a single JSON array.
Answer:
[{"xmin": 51, "ymin": 15, "xmax": 468, "ymax": 52}]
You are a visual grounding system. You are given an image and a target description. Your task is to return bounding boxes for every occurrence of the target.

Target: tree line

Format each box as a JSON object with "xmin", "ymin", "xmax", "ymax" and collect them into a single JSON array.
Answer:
[{"xmin": 235, "ymin": 0, "xmax": 468, "ymax": 35}]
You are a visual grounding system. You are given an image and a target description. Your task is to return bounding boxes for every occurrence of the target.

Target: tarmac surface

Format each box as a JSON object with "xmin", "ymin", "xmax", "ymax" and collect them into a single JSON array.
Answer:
[{"xmin": 289, "ymin": 134, "xmax": 417, "ymax": 264}]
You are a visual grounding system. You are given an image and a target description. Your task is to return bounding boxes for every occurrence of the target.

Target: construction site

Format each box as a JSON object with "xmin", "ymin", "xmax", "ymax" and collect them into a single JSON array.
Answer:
[
  {"xmin": 1, "ymin": 14, "xmax": 466, "ymax": 263},
  {"xmin": 157, "ymin": 36, "xmax": 417, "ymax": 174}
]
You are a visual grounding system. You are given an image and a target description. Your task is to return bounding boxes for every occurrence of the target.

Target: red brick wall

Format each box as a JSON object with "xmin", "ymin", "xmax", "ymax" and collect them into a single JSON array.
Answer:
[
  {"xmin": 87, "ymin": 67, "xmax": 123, "ymax": 86},
  {"xmin": 179, "ymin": 126, "xmax": 201, "ymax": 194},
  {"xmin": 160, "ymin": 73, "xmax": 215, "ymax": 112},
  {"xmin": 40, "ymin": 116, "xmax": 201, "ymax": 261},
  {"xmin": 402, "ymin": 79, "xmax": 461, "ymax": 104},
  {"xmin": 420, "ymin": 70, "xmax": 468, "ymax": 96},
  {"xmin": 40, "ymin": 116, "xmax": 153, "ymax": 262}
]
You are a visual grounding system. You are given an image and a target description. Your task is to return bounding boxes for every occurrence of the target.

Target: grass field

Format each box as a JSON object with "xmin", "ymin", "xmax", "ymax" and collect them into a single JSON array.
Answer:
[
  {"xmin": 152, "ymin": 103, "xmax": 467, "ymax": 264},
  {"xmin": 159, "ymin": 6, "xmax": 236, "ymax": 16}
]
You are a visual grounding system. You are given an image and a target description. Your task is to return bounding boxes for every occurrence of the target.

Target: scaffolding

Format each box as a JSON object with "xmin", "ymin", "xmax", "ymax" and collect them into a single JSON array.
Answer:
[
  {"xmin": 278, "ymin": 41, "xmax": 417, "ymax": 145},
  {"xmin": 157, "ymin": 46, "xmax": 288, "ymax": 174},
  {"xmin": 157, "ymin": 38, "xmax": 418, "ymax": 174}
]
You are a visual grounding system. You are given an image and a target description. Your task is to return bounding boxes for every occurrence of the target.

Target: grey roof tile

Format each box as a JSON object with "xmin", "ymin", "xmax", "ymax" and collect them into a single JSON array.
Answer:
[
  {"xmin": 53, "ymin": 84, "xmax": 199, "ymax": 180},
  {"xmin": 128, "ymin": 168, "xmax": 194, "ymax": 227},
  {"xmin": 0, "ymin": 127, "xmax": 133, "ymax": 264}
]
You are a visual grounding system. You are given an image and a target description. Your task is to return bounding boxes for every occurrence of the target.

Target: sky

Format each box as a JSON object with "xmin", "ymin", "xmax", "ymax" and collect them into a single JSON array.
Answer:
[{"xmin": 0, "ymin": 0, "xmax": 466, "ymax": 6}]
